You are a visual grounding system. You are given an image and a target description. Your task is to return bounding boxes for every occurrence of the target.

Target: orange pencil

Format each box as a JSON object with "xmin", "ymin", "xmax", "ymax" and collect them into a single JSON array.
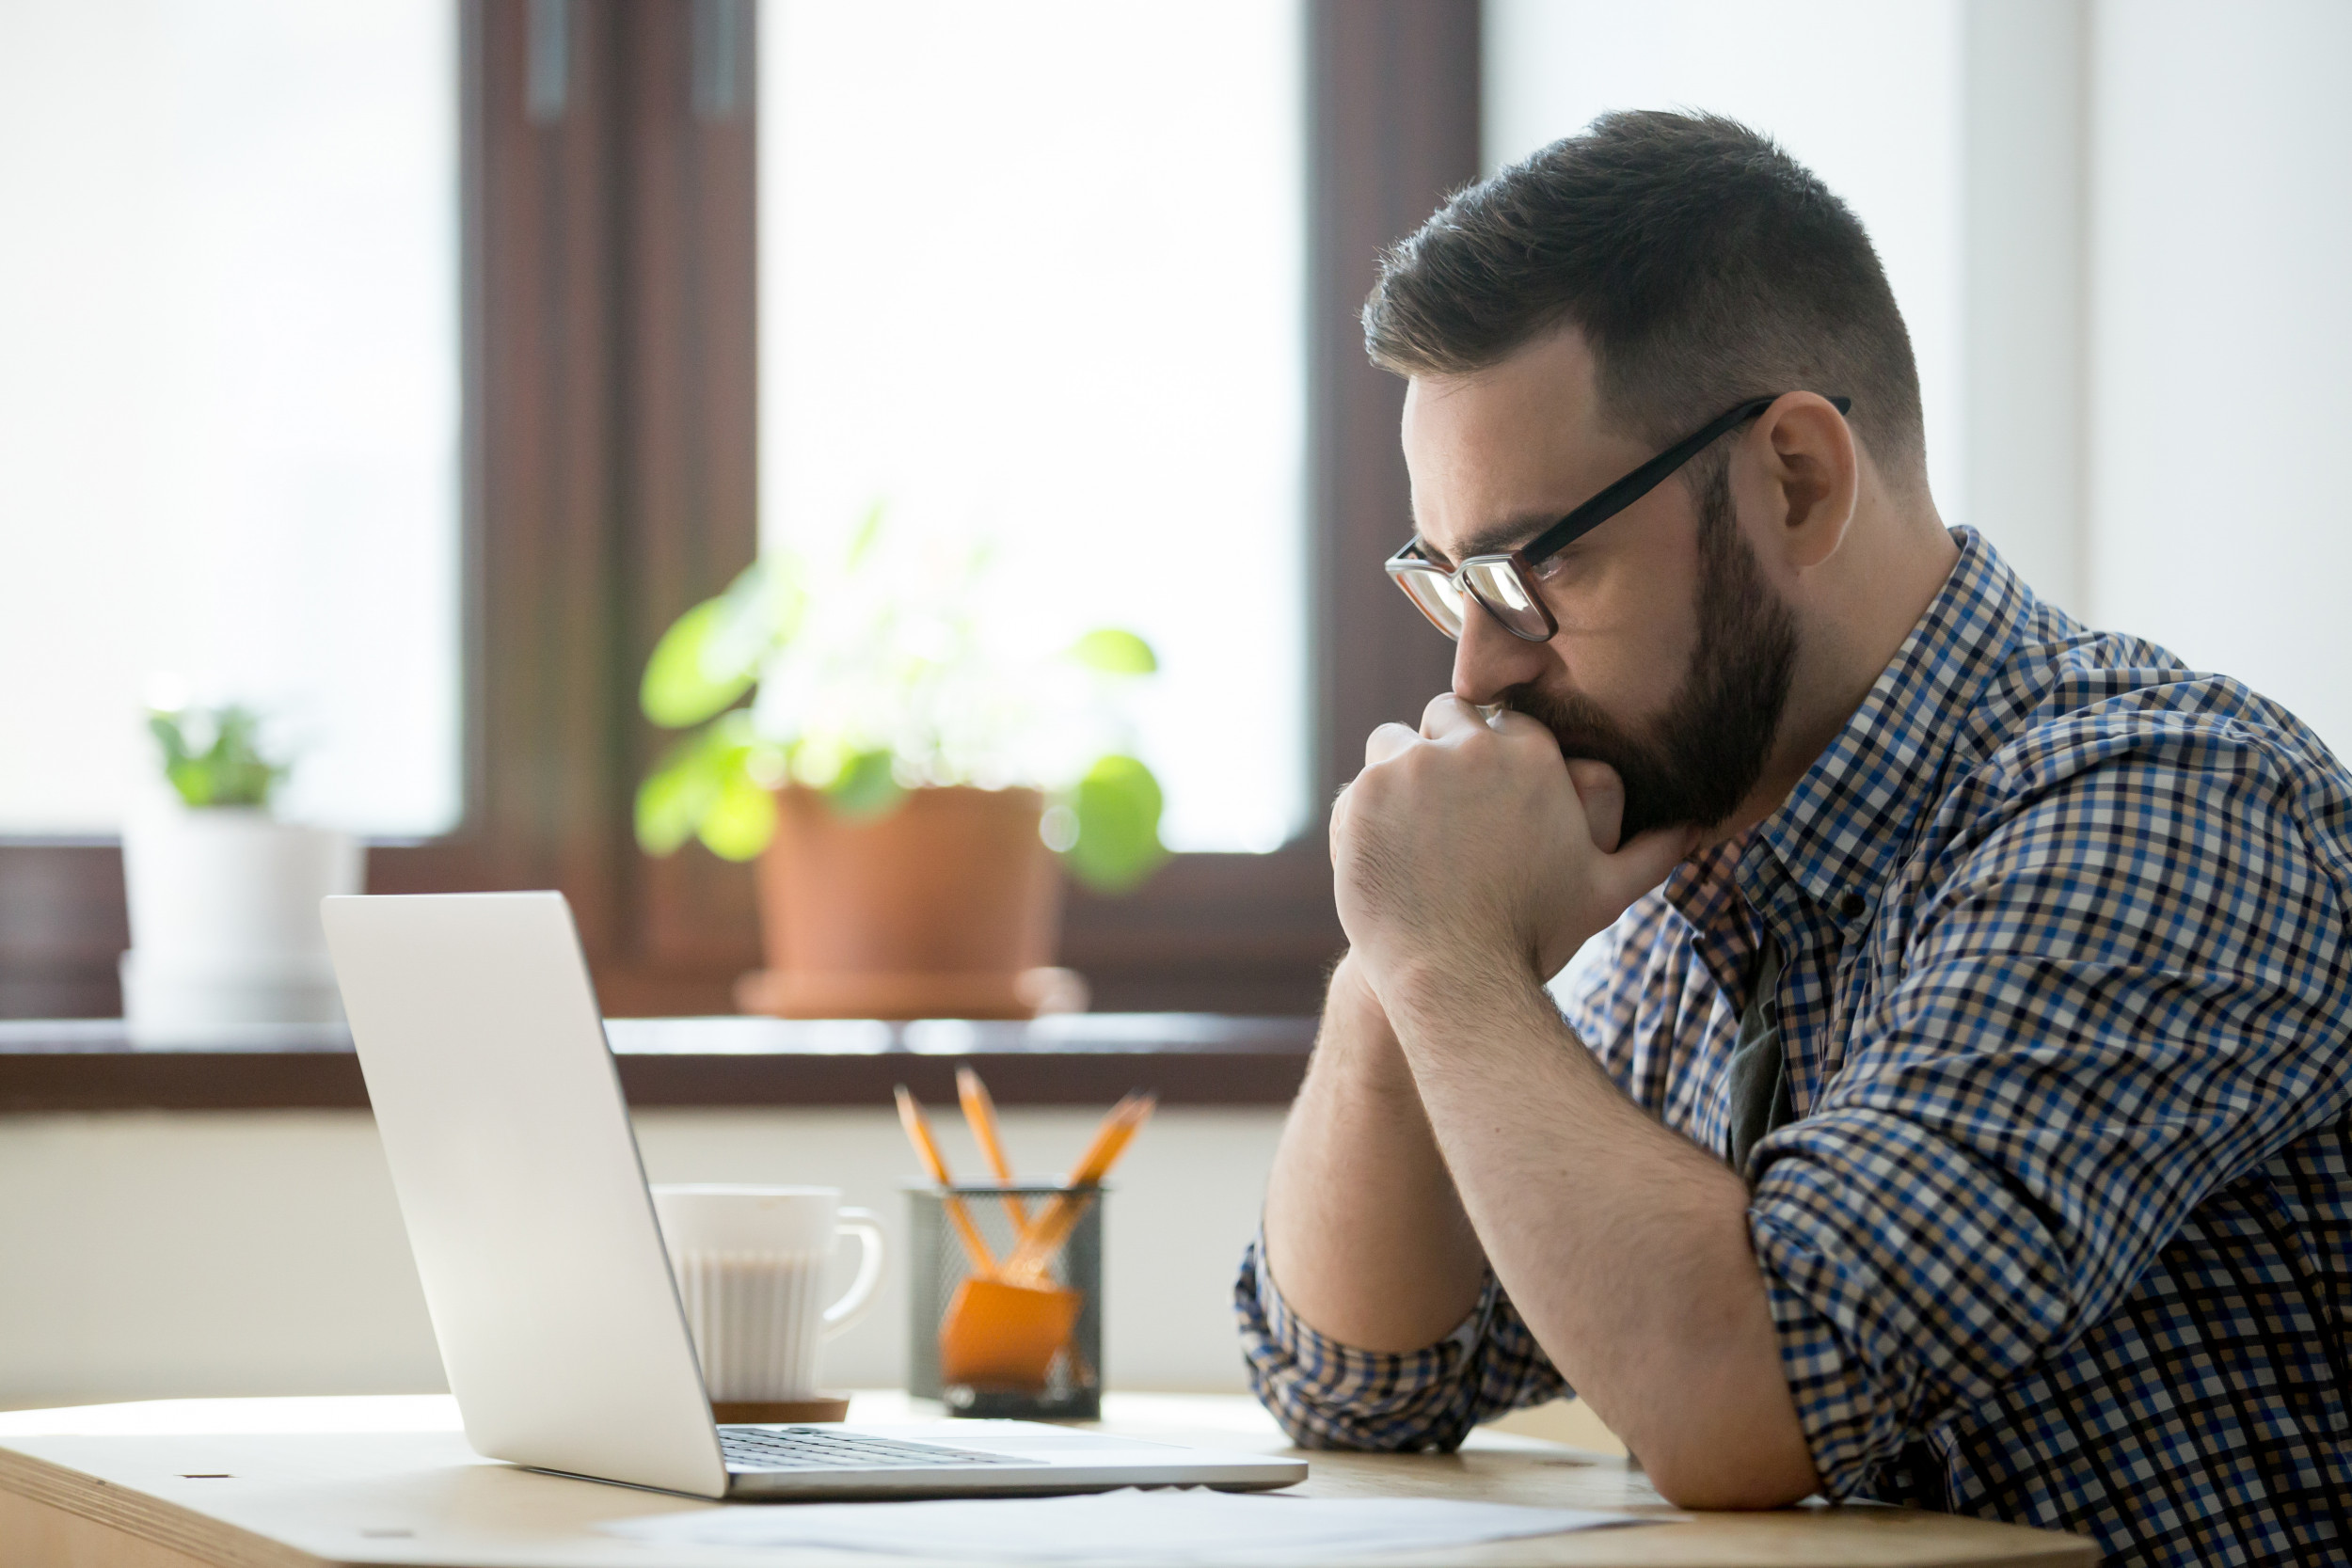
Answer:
[
  {"xmin": 957, "ymin": 1067, "xmax": 1032, "ymax": 1231},
  {"xmin": 895, "ymin": 1085, "xmax": 999, "ymax": 1277},
  {"xmin": 1004, "ymin": 1092, "xmax": 1155, "ymax": 1278}
]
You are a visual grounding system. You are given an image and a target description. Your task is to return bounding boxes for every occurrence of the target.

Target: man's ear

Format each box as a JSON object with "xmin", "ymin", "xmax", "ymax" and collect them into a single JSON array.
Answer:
[{"xmin": 1745, "ymin": 391, "xmax": 1859, "ymax": 571}]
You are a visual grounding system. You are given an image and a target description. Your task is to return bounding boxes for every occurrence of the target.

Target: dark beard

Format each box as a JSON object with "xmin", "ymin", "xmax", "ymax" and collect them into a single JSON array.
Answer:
[{"xmin": 1506, "ymin": 464, "xmax": 1799, "ymax": 841}]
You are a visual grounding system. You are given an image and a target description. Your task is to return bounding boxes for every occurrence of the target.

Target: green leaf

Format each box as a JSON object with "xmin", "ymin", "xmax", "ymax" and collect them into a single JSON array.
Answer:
[
  {"xmin": 1067, "ymin": 628, "xmax": 1157, "ymax": 675},
  {"xmin": 1061, "ymin": 753, "xmax": 1168, "ymax": 893},
  {"xmin": 634, "ymin": 736, "xmax": 723, "ymax": 854},
  {"xmin": 148, "ymin": 713, "xmax": 192, "ymax": 769},
  {"xmin": 823, "ymin": 748, "xmax": 904, "ymax": 819},
  {"xmin": 642, "ymin": 596, "xmax": 757, "ymax": 728},
  {"xmin": 149, "ymin": 704, "xmax": 285, "ymax": 809},
  {"xmin": 634, "ymin": 713, "xmax": 762, "ymax": 855},
  {"xmin": 845, "ymin": 499, "xmax": 888, "ymax": 567},
  {"xmin": 165, "ymin": 757, "xmax": 213, "ymax": 807},
  {"xmin": 697, "ymin": 771, "xmax": 780, "ymax": 861}
]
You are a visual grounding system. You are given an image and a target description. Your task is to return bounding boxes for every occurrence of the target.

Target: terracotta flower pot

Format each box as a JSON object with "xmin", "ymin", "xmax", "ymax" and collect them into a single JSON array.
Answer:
[{"xmin": 735, "ymin": 785, "xmax": 1085, "ymax": 1020}]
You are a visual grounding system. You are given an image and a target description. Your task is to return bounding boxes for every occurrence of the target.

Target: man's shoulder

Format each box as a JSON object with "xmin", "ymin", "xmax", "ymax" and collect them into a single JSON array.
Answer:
[
  {"xmin": 1963, "ymin": 620, "xmax": 2349, "ymax": 812},
  {"xmin": 1913, "ymin": 626, "xmax": 2352, "ymax": 915}
]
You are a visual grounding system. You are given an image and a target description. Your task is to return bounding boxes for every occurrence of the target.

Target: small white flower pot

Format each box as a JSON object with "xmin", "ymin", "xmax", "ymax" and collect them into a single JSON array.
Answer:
[{"xmin": 119, "ymin": 803, "xmax": 363, "ymax": 1046}]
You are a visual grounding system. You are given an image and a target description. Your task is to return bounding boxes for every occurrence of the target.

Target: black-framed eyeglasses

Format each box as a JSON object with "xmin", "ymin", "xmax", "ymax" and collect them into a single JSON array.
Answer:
[{"xmin": 1385, "ymin": 392, "xmax": 1853, "ymax": 641}]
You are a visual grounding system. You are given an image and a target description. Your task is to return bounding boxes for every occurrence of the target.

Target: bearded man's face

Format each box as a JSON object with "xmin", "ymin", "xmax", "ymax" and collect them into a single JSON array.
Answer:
[
  {"xmin": 1400, "ymin": 327, "xmax": 1799, "ymax": 843},
  {"xmin": 1502, "ymin": 460, "xmax": 1796, "ymax": 840}
]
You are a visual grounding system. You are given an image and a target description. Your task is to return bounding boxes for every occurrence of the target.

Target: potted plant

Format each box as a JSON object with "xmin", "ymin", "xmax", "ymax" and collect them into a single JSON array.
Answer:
[
  {"xmin": 119, "ymin": 703, "xmax": 362, "ymax": 1044},
  {"xmin": 634, "ymin": 513, "xmax": 1167, "ymax": 1020}
]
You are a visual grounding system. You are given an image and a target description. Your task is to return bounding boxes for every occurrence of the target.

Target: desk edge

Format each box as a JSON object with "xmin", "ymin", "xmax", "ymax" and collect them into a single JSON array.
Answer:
[{"xmin": 0, "ymin": 1442, "xmax": 326, "ymax": 1568}]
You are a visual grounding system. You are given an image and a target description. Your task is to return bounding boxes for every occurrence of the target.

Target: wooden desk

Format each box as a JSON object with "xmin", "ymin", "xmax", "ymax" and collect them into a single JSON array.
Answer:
[{"xmin": 0, "ymin": 1393, "xmax": 2095, "ymax": 1567}]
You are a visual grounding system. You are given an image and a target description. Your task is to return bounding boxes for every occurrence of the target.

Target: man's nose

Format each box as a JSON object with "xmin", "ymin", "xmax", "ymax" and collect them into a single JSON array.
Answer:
[{"xmin": 1450, "ymin": 601, "xmax": 1553, "ymax": 706}]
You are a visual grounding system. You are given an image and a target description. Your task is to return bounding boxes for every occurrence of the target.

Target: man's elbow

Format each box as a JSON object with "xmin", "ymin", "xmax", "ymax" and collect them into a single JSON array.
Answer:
[{"xmin": 1639, "ymin": 1428, "xmax": 1820, "ymax": 1512}]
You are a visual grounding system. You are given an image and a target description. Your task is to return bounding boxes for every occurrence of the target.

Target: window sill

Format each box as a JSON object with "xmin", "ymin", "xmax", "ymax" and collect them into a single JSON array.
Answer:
[{"xmin": 0, "ymin": 1015, "xmax": 1314, "ymax": 1114}]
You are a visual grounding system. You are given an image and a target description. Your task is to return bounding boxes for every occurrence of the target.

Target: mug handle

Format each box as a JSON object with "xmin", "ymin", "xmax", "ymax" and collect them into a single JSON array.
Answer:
[{"xmin": 822, "ymin": 1207, "xmax": 886, "ymax": 1339}]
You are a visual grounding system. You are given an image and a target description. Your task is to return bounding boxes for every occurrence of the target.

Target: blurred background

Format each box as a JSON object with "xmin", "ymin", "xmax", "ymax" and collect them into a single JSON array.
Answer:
[{"xmin": 1, "ymin": 0, "xmax": 2346, "ymax": 1416}]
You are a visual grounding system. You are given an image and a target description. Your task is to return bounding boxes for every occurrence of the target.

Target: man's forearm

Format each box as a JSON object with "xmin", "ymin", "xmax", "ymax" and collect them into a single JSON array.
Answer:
[
  {"xmin": 1381, "ymin": 959, "xmax": 1818, "ymax": 1509},
  {"xmin": 1261, "ymin": 955, "xmax": 1486, "ymax": 1353}
]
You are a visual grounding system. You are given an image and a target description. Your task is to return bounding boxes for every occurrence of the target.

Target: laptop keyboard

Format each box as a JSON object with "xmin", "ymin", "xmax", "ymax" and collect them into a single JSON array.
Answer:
[{"xmin": 720, "ymin": 1425, "xmax": 1025, "ymax": 1472}]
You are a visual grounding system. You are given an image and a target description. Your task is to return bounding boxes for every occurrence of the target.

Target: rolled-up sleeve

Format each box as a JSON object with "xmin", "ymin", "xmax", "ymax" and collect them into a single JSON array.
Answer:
[
  {"xmin": 1233, "ymin": 1230, "xmax": 1566, "ymax": 1449},
  {"xmin": 1747, "ymin": 736, "xmax": 2352, "ymax": 1497}
]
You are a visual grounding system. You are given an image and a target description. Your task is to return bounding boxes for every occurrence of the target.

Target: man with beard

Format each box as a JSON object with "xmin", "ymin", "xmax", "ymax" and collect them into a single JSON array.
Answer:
[{"xmin": 1239, "ymin": 112, "xmax": 2352, "ymax": 1568}]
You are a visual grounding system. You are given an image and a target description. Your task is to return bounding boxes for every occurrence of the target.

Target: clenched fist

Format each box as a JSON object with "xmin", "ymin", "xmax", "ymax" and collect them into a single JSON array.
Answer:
[{"xmin": 1330, "ymin": 694, "xmax": 1699, "ymax": 1002}]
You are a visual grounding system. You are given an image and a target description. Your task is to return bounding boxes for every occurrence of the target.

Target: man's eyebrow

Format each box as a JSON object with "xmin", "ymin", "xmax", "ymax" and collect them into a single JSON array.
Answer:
[{"xmin": 1422, "ymin": 510, "xmax": 1568, "ymax": 565}]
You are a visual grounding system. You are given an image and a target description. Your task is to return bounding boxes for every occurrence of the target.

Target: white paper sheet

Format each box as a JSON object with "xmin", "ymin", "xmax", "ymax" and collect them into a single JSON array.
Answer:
[{"xmin": 599, "ymin": 1487, "xmax": 1662, "ymax": 1563}]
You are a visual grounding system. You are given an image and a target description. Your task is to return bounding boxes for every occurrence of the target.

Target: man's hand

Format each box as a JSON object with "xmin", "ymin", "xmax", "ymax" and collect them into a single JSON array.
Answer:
[{"xmin": 1331, "ymin": 694, "xmax": 1697, "ymax": 994}]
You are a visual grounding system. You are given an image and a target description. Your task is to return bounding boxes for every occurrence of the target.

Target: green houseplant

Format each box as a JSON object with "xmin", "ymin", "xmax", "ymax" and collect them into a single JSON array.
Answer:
[
  {"xmin": 635, "ymin": 513, "xmax": 1168, "ymax": 1018},
  {"xmin": 148, "ymin": 704, "xmax": 288, "ymax": 808}
]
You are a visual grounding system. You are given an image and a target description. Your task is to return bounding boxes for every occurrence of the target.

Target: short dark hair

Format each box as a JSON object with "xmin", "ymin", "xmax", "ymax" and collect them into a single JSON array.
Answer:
[{"xmin": 1364, "ymin": 111, "xmax": 1925, "ymax": 486}]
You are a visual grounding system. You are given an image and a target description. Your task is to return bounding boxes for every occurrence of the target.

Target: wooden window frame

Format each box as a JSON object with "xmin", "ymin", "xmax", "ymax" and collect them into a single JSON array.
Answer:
[{"xmin": 0, "ymin": 0, "xmax": 1478, "ymax": 1022}]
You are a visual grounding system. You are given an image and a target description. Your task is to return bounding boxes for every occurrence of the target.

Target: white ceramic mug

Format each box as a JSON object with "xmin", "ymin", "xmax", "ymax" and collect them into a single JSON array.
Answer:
[{"xmin": 650, "ymin": 1185, "xmax": 885, "ymax": 1402}]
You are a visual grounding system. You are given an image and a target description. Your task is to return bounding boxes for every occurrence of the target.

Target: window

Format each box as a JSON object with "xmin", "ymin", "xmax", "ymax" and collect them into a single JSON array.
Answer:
[
  {"xmin": 761, "ymin": 0, "xmax": 1310, "ymax": 852},
  {"xmin": 0, "ymin": 0, "xmax": 462, "ymax": 835},
  {"xmin": 0, "ymin": 1, "xmax": 1478, "ymax": 1021}
]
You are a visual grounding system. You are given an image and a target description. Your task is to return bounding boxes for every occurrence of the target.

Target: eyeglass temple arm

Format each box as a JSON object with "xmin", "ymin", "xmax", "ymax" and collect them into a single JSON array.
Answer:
[{"xmin": 1518, "ymin": 394, "xmax": 1853, "ymax": 562}]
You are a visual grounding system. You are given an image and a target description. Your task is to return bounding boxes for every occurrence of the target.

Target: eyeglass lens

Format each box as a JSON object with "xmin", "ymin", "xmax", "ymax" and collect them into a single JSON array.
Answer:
[
  {"xmin": 1395, "ymin": 566, "xmax": 1469, "ymax": 638},
  {"xmin": 1460, "ymin": 560, "xmax": 1550, "ymax": 640}
]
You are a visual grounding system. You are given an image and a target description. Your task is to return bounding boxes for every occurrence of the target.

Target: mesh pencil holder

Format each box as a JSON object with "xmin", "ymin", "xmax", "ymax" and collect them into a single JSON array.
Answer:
[{"xmin": 906, "ymin": 1182, "xmax": 1104, "ymax": 1420}]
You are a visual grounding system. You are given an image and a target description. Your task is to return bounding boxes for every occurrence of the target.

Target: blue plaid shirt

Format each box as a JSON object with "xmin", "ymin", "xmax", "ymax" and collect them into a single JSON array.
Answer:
[{"xmin": 1239, "ymin": 530, "xmax": 2352, "ymax": 1567}]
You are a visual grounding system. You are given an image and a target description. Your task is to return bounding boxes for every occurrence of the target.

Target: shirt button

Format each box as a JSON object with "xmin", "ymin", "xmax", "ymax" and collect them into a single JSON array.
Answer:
[{"xmin": 1838, "ymin": 892, "xmax": 1867, "ymax": 918}]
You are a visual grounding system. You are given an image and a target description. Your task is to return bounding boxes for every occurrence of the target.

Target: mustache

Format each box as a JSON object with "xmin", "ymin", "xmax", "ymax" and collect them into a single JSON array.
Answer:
[{"xmin": 1505, "ymin": 685, "xmax": 1640, "ymax": 766}]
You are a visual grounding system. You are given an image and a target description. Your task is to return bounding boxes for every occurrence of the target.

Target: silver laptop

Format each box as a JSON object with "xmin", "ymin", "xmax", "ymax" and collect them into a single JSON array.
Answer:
[{"xmin": 320, "ymin": 891, "xmax": 1307, "ymax": 1501}]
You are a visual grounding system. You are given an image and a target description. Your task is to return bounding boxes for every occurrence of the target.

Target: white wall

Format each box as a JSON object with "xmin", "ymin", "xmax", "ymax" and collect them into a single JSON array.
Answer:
[
  {"xmin": 1963, "ymin": 0, "xmax": 2090, "ymax": 615},
  {"xmin": 2088, "ymin": 0, "xmax": 2352, "ymax": 753},
  {"xmin": 0, "ymin": 1107, "xmax": 1285, "ymax": 1409}
]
